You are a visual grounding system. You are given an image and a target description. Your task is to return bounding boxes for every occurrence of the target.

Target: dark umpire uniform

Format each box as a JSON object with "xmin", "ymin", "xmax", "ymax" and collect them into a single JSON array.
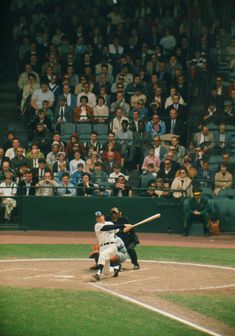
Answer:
[
  {"xmin": 107, "ymin": 207, "xmax": 140, "ymax": 270},
  {"xmin": 184, "ymin": 189, "xmax": 210, "ymax": 236}
]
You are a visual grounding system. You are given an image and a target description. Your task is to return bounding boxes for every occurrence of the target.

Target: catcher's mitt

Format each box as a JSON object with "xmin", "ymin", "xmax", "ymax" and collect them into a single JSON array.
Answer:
[{"xmin": 89, "ymin": 244, "xmax": 100, "ymax": 259}]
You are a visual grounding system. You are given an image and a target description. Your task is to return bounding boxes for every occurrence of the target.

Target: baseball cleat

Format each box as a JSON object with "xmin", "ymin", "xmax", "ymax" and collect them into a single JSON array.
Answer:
[
  {"xmin": 133, "ymin": 264, "xmax": 140, "ymax": 270},
  {"xmin": 89, "ymin": 264, "xmax": 99, "ymax": 271},
  {"xmin": 91, "ymin": 274, "xmax": 100, "ymax": 282},
  {"xmin": 113, "ymin": 267, "xmax": 120, "ymax": 278}
]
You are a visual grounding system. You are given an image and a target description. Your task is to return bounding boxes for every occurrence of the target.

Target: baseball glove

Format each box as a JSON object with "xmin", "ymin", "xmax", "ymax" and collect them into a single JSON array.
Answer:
[{"xmin": 89, "ymin": 244, "xmax": 100, "ymax": 259}]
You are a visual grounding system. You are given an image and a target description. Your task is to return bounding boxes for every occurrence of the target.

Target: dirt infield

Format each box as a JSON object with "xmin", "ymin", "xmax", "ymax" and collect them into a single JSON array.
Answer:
[
  {"xmin": 1, "ymin": 230, "xmax": 235, "ymax": 248},
  {"xmin": 1, "ymin": 258, "xmax": 235, "ymax": 336},
  {"xmin": 1, "ymin": 231, "xmax": 235, "ymax": 335}
]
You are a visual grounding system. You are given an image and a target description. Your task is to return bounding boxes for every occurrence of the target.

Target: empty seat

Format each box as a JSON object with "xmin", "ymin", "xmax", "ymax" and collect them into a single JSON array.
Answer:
[
  {"xmin": 218, "ymin": 188, "xmax": 235, "ymax": 199},
  {"xmin": 93, "ymin": 123, "xmax": 109, "ymax": 136},
  {"xmin": 61, "ymin": 123, "xmax": 76, "ymax": 141},
  {"xmin": 207, "ymin": 122, "xmax": 217, "ymax": 131},
  {"xmin": 76, "ymin": 123, "xmax": 92, "ymax": 135},
  {"xmin": 200, "ymin": 187, "xmax": 214, "ymax": 198}
]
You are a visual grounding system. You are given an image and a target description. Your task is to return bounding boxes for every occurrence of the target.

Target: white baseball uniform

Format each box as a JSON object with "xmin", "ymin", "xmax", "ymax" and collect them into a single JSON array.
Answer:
[{"xmin": 95, "ymin": 221, "xmax": 118, "ymax": 267}]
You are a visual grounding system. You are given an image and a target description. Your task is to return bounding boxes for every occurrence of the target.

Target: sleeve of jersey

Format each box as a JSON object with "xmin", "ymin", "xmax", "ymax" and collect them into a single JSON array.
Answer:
[{"xmin": 100, "ymin": 222, "xmax": 125, "ymax": 232}]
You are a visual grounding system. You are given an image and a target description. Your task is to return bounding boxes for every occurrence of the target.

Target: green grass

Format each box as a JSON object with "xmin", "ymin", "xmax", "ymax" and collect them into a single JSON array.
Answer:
[
  {"xmin": 0, "ymin": 244, "xmax": 234, "ymax": 267},
  {"xmin": 0, "ymin": 287, "xmax": 205, "ymax": 336},
  {"xmin": 0, "ymin": 244, "xmax": 234, "ymax": 336},
  {"xmin": 159, "ymin": 293, "xmax": 235, "ymax": 328}
]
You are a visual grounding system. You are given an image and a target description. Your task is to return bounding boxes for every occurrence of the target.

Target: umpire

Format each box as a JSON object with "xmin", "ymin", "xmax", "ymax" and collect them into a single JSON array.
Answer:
[{"xmin": 108, "ymin": 207, "xmax": 140, "ymax": 270}]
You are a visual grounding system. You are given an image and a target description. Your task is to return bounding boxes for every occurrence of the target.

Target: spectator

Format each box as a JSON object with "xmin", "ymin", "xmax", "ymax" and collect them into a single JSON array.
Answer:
[
  {"xmin": 214, "ymin": 163, "xmax": 233, "ymax": 196},
  {"xmin": 142, "ymin": 146, "xmax": 160, "ymax": 173},
  {"xmin": 145, "ymin": 114, "xmax": 166, "ymax": 137},
  {"xmin": 73, "ymin": 95, "xmax": 94, "ymax": 123},
  {"xmin": 108, "ymin": 163, "xmax": 125, "ymax": 185},
  {"xmin": 196, "ymin": 160, "xmax": 214, "ymax": 188},
  {"xmin": 171, "ymin": 167, "xmax": 193, "ymax": 198},
  {"xmin": 93, "ymin": 96, "xmax": 109, "ymax": 123},
  {"xmin": 77, "ymin": 82, "xmax": 96, "ymax": 108},
  {"xmin": 71, "ymin": 163, "xmax": 85, "ymax": 186},
  {"xmin": 110, "ymin": 92, "xmax": 130, "ymax": 119},
  {"xmin": 58, "ymin": 84, "xmax": 77, "ymax": 110},
  {"xmin": 0, "ymin": 161, "xmax": 16, "ymax": 182},
  {"xmin": 5, "ymin": 138, "xmax": 23, "ymax": 160},
  {"xmin": 57, "ymin": 172, "xmax": 76, "ymax": 197},
  {"xmin": 31, "ymin": 81, "xmax": 55, "ymax": 113},
  {"xmin": 83, "ymin": 131, "xmax": 103, "ymax": 158},
  {"xmin": 32, "ymin": 158, "xmax": 50, "ymax": 183},
  {"xmin": 46, "ymin": 142, "xmax": 60, "ymax": 170},
  {"xmin": 213, "ymin": 123, "xmax": 233, "ymax": 154},
  {"xmin": 111, "ymin": 175, "xmax": 132, "ymax": 197},
  {"xmin": 35, "ymin": 171, "xmax": 58, "ymax": 196},
  {"xmin": 193, "ymin": 125, "xmax": 214, "ymax": 148},
  {"xmin": 158, "ymin": 157, "xmax": 178, "ymax": 185},
  {"xmin": 85, "ymin": 151, "xmax": 102, "ymax": 175},
  {"xmin": 10, "ymin": 147, "xmax": 30, "ymax": 176},
  {"xmin": 69, "ymin": 150, "xmax": 86, "ymax": 175},
  {"xmin": 2, "ymin": 131, "xmax": 15, "ymax": 152},
  {"xmin": 116, "ymin": 120, "xmax": 133, "ymax": 163},
  {"xmin": 17, "ymin": 170, "xmax": 36, "ymax": 196},
  {"xmin": 77, "ymin": 173, "xmax": 95, "ymax": 197},
  {"xmin": 109, "ymin": 108, "xmax": 129, "ymax": 135},
  {"xmin": 0, "ymin": 172, "xmax": 17, "ymax": 222},
  {"xmin": 54, "ymin": 96, "xmax": 73, "ymax": 128}
]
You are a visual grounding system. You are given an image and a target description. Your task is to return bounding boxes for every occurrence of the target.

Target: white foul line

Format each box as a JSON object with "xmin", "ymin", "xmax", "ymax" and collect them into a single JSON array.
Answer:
[
  {"xmin": 1, "ymin": 268, "xmax": 40, "ymax": 272},
  {"xmin": 90, "ymin": 282, "xmax": 223, "ymax": 336},
  {"xmin": 144, "ymin": 284, "xmax": 235, "ymax": 292}
]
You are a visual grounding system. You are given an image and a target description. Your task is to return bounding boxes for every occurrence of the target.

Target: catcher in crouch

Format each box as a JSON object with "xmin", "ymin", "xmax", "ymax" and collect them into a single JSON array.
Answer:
[{"xmin": 89, "ymin": 235, "xmax": 128, "ymax": 271}]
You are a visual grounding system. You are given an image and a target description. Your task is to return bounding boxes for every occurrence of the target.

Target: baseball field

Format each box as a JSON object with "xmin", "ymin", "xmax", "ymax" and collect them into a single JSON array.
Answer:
[{"xmin": 0, "ymin": 232, "xmax": 235, "ymax": 336}]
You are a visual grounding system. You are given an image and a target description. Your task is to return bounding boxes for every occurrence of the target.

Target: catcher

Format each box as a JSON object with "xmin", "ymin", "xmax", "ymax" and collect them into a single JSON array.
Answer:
[
  {"xmin": 89, "ymin": 235, "xmax": 128, "ymax": 270},
  {"xmin": 107, "ymin": 207, "xmax": 140, "ymax": 270}
]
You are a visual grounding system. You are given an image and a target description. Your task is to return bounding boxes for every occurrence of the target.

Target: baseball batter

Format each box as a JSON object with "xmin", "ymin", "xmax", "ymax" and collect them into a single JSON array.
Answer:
[{"xmin": 91, "ymin": 210, "xmax": 132, "ymax": 282}]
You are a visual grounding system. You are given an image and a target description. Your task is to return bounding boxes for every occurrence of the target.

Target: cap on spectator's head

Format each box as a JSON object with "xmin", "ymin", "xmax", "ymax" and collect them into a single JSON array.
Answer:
[
  {"xmin": 224, "ymin": 100, "xmax": 232, "ymax": 106},
  {"xmin": 110, "ymin": 207, "xmax": 120, "ymax": 214},
  {"xmin": 95, "ymin": 211, "xmax": 103, "ymax": 217},
  {"xmin": 52, "ymin": 141, "xmax": 60, "ymax": 147},
  {"xmin": 193, "ymin": 189, "xmax": 202, "ymax": 196},
  {"xmin": 38, "ymin": 158, "xmax": 46, "ymax": 164}
]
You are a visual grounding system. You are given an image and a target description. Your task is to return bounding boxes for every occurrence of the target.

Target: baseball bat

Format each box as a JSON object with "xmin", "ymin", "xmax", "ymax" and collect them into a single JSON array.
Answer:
[{"xmin": 132, "ymin": 213, "xmax": 161, "ymax": 228}]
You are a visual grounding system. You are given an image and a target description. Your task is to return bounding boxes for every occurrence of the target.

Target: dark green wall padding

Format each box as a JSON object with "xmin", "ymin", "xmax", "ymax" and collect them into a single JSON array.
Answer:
[
  {"xmin": 21, "ymin": 197, "xmax": 235, "ymax": 233},
  {"xmin": 22, "ymin": 197, "xmax": 184, "ymax": 232}
]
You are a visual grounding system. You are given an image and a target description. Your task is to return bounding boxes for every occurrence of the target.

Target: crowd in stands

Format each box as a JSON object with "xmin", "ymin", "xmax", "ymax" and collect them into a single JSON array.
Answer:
[{"xmin": 0, "ymin": 0, "xmax": 235, "ymax": 222}]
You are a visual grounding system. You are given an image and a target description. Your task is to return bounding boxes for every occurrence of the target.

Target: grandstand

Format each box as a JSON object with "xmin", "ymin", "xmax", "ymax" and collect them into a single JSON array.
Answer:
[{"xmin": 0, "ymin": 0, "xmax": 234, "ymax": 232}]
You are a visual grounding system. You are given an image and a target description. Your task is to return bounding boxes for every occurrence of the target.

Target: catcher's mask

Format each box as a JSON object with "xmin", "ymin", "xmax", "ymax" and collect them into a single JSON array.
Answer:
[{"xmin": 111, "ymin": 207, "xmax": 120, "ymax": 214}]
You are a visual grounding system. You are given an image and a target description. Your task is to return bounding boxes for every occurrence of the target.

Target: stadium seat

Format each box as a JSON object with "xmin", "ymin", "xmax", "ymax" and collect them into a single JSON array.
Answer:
[
  {"xmin": 93, "ymin": 123, "xmax": 109, "ymax": 136},
  {"xmin": 76, "ymin": 123, "xmax": 92, "ymax": 135},
  {"xmin": 200, "ymin": 187, "xmax": 214, "ymax": 198},
  {"xmin": 61, "ymin": 123, "xmax": 76, "ymax": 141},
  {"xmin": 218, "ymin": 188, "xmax": 235, "ymax": 199}
]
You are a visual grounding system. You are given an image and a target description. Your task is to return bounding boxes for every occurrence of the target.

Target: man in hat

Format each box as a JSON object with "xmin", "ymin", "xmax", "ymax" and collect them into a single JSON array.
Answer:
[
  {"xmin": 108, "ymin": 207, "xmax": 140, "ymax": 270},
  {"xmin": 220, "ymin": 100, "xmax": 235, "ymax": 125},
  {"xmin": 91, "ymin": 210, "xmax": 132, "ymax": 282},
  {"xmin": 184, "ymin": 189, "xmax": 210, "ymax": 236}
]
